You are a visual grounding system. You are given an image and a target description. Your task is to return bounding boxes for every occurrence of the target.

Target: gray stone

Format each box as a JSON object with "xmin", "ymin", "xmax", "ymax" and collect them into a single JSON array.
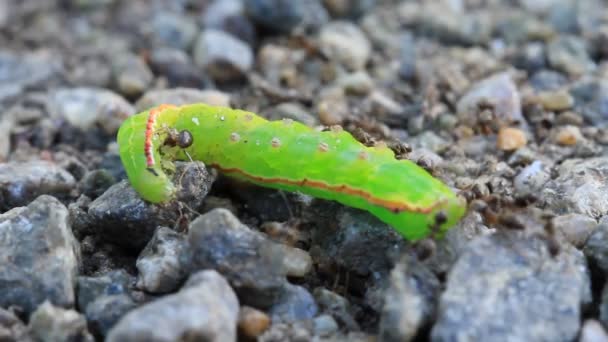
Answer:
[
  {"xmin": 107, "ymin": 270, "xmax": 239, "ymax": 342},
  {"xmin": 432, "ymin": 233, "xmax": 590, "ymax": 342},
  {"xmin": 149, "ymin": 12, "xmax": 198, "ymax": 50},
  {"xmin": 193, "ymin": 29, "xmax": 253, "ymax": 82},
  {"xmin": 263, "ymin": 102, "xmax": 318, "ymax": 127},
  {"xmin": 580, "ymin": 320, "xmax": 608, "ymax": 342},
  {"xmin": 202, "ymin": 0, "xmax": 256, "ymax": 46},
  {"xmin": 306, "ymin": 201, "xmax": 405, "ymax": 278},
  {"xmin": 513, "ymin": 160, "xmax": 551, "ymax": 197},
  {"xmin": 47, "ymin": 87, "xmax": 134, "ymax": 134},
  {"xmin": 584, "ymin": 217, "xmax": 608, "ymax": 275},
  {"xmin": 543, "ymin": 157, "xmax": 608, "ymax": 218},
  {"xmin": 77, "ymin": 269, "xmax": 134, "ymax": 311},
  {"xmin": 319, "ymin": 21, "xmax": 371, "ymax": 70},
  {"xmin": 570, "ymin": 79, "xmax": 608, "ymax": 127},
  {"xmin": 148, "ymin": 48, "xmax": 208, "ymax": 88},
  {"xmin": 85, "ymin": 294, "xmax": 136, "ymax": 339},
  {"xmin": 269, "ymin": 283, "xmax": 318, "ymax": 323},
  {"xmin": 82, "ymin": 162, "xmax": 212, "ymax": 249},
  {"xmin": 553, "ymin": 213, "xmax": 597, "ymax": 248},
  {"xmin": 457, "ymin": 72, "xmax": 526, "ymax": 129},
  {"xmin": 323, "ymin": 0, "xmax": 375, "ymax": 19},
  {"xmin": 188, "ymin": 208, "xmax": 287, "ymax": 308},
  {"xmin": 0, "ymin": 307, "xmax": 30, "ymax": 342},
  {"xmin": 136, "ymin": 227, "xmax": 189, "ymax": 293},
  {"xmin": 511, "ymin": 42, "xmax": 547, "ymax": 73},
  {"xmin": 0, "ymin": 196, "xmax": 79, "ymax": 315},
  {"xmin": 313, "ymin": 288, "xmax": 359, "ymax": 330},
  {"xmin": 244, "ymin": 0, "xmax": 328, "ymax": 33},
  {"xmin": 313, "ymin": 314, "xmax": 339, "ymax": 337},
  {"xmin": 0, "ymin": 51, "xmax": 62, "ymax": 104},
  {"xmin": 0, "ymin": 161, "xmax": 76, "ymax": 211},
  {"xmin": 529, "ymin": 70, "xmax": 569, "ymax": 92},
  {"xmin": 279, "ymin": 245, "xmax": 313, "ymax": 278},
  {"xmin": 111, "ymin": 53, "xmax": 154, "ymax": 98},
  {"xmin": 135, "ymin": 88, "xmax": 231, "ymax": 111},
  {"xmin": 379, "ymin": 257, "xmax": 440, "ymax": 342},
  {"xmin": 28, "ymin": 301, "xmax": 93, "ymax": 342},
  {"xmin": 547, "ymin": 36, "xmax": 595, "ymax": 76}
]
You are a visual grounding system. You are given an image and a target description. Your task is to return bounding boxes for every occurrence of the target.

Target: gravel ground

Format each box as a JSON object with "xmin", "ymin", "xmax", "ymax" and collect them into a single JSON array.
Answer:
[{"xmin": 1, "ymin": 0, "xmax": 608, "ymax": 341}]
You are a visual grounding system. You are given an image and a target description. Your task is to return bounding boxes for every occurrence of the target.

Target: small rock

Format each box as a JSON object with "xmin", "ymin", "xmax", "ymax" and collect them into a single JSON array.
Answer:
[
  {"xmin": 148, "ymin": 48, "xmax": 208, "ymax": 88},
  {"xmin": 0, "ymin": 51, "xmax": 62, "ymax": 103},
  {"xmin": 580, "ymin": 320, "xmax": 608, "ymax": 342},
  {"xmin": 313, "ymin": 314, "xmax": 339, "ymax": 338},
  {"xmin": 279, "ymin": 245, "xmax": 313, "ymax": 277},
  {"xmin": 511, "ymin": 42, "xmax": 547, "ymax": 73},
  {"xmin": 402, "ymin": 3, "xmax": 492, "ymax": 46},
  {"xmin": 552, "ymin": 125, "xmax": 583, "ymax": 146},
  {"xmin": 202, "ymin": 0, "xmax": 256, "ymax": 46},
  {"xmin": 193, "ymin": 29, "xmax": 253, "ymax": 82},
  {"xmin": 111, "ymin": 53, "xmax": 154, "ymax": 98},
  {"xmin": 584, "ymin": 217, "xmax": 608, "ymax": 275},
  {"xmin": 497, "ymin": 127, "xmax": 527, "ymax": 151},
  {"xmin": 529, "ymin": 70, "xmax": 569, "ymax": 91},
  {"xmin": 0, "ymin": 308, "xmax": 29, "ymax": 341},
  {"xmin": 313, "ymin": 288, "xmax": 359, "ymax": 330},
  {"xmin": 0, "ymin": 161, "xmax": 76, "ymax": 211},
  {"xmin": 238, "ymin": 306, "xmax": 270, "ymax": 339},
  {"xmin": 149, "ymin": 12, "xmax": 198, "ymax": 50},
  {"xmin": 244, "ymin": 0, "xmax": 328, "ymax": 33},
  {"xmin": 533, "ymin": 89, "xmax": 574, "ymax": 111},
  {"xmin": 263, "ymin": 102, "xmax": 318, "ymax": 127},
  {"xmin": 457, "ymin": 72, "xmax": 526, "ymax": 128},
  {"xmin": 336, "ymin": 71, "xmax": 374, "ymax": 95},
  {"xmin": 319, "ymin": 21, "xmax": 371, "ymax": 70},
  {"xmin": 0, "ymin": 196, "xmax": 79, "ymax": 315},
  {"xmin": 269, "ymin": 283, "xmax": 318, "ymax": 323},
  {"xmin": 77, "ymin": 270, "xmax": 134, "ymax": 311},
  {"xmin": 81, "ymin": 162, "xmax": 212, "ymax": 249},
  {"xmin": 28, "ymin": 301, "xmax": 93, "ymax": 342},
  {"xmin": 47, "ymin": 87, "xmax": 134, "ymax": 134},
  {"xmin": 379, "ymin": 257, "xmax": 440, "ymax": 342},
  {"xmin": 306, "ymin": 201, "xmax": 404, "ymax": 277},
  {"xmin": 85, "ymin": 294, "xmax": 136, "ymax": 338},
  {"xmin": 136, "ymin": 88, "xmax": 231, "ymax": 111},
  {"xmin": 432, "ymin": 233, "xmax": 590, "ymax": 342},
  {"xmin": 553, "ymin": 214, "xmax": 597, "ymax": 248},
  {"xmin": 317, "ymin": 87, "xmax": 349, "ymax": 125},
  {"xmin": 136, "ymin": 227, "xmax": 189, "ymax": 293},
  {"xmin": 107, "ymin": 270, "xmax": 239, "ymax": 342},
  {"xmin": 79, "ymin": 169, "xmax": 116, "ymax": 199},
  {"xmin": 547, "ymin": 36, "xmax": 595, "ymax": 76},
  {"xmin": 570, "ymin": 79, "xmax": 608, "ymax": 127},
  {"xmin": 513, "ymin": 160, "xmax": 551, "ymax": 197},
  {"xmin": 323, "ymin": 0, "xmax": 375, "ymax": 18},
  {"xmin": 543, "ymin": 157, "xmax": 608, "ymax": 218},
  {"xmin": 188, "ymin": 208, "xmax": 287, "ymax": 308}
]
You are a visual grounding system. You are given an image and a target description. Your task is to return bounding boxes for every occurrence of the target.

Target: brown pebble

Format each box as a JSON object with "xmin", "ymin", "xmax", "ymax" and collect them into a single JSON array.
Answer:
[
  {"xmin": 497, "ymin": 127, "xmax": 527, "ymax": 151},
  {"xmin": 238, "ymin": 306, "xmax": 270, "ymax": 339},
  {"xmin": 535, "ymin": 90, "xmax": 574, "ymax": 111},
  {"xmin": 554, "ymin": 125, "xmax": 582, "ymax": 146}
]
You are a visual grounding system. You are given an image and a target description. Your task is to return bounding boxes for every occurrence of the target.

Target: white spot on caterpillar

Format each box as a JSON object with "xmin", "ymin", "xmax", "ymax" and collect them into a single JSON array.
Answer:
[
  {"xmin": 230, "ymin": 132, "xmax": 240, "ymax": 142},
  {"xmin": 192, "ymin": 117, "xmax": 200, "ymax": 125},
  {"xmin": 255, "ymin": 140, "xmax": 260, "ymax": 146},
  {"xmin": 318, "ymin": 142, "xmax": 329, "ymax": 152},
  {"xmin": 271, "ymin": 137, "xmax": 281, "ymax": 148},
  {"xmin": 220, "ymin": 116, "xmax": 225, "ymax": 121}
]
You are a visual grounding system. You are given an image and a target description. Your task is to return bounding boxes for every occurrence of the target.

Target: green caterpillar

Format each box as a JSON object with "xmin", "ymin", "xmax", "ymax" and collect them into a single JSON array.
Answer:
[{"xmin": 117, "ymin": 103, "xmax": 466, "ymax": 240}]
